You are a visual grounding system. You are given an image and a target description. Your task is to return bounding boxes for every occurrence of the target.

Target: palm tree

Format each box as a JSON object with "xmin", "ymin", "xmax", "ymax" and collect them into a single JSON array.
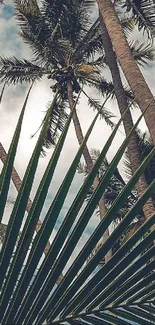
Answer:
[
  {"xmin": 0, "ymin": 0, "xmax": 154, "ymax": 262},
  {"xmin": 99, "ymin": 12, "xmax": 155, "ymax": 221},
  {"xmin": 97, "ymin": 0, "xmax": 155, "ymax": 146},
  {"xmin": 0, "ymin": 87, "xmax": 155, "ymax": 324},
  {"xmin": 0, "ymin": 0, "xmax": 115, "ymax": 262}
]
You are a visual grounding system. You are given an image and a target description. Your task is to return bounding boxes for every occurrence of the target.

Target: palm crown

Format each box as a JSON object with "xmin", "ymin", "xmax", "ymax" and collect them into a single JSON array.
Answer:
[{"xmin": 0, "ymin": 0, "xmax": 154, "ymax": 150}]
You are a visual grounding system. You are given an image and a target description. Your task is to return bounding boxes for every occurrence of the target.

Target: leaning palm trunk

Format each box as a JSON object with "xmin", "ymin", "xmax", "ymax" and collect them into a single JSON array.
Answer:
[
  {"xmin": 0, "ymin": 142, "xmax": 51, "ymax": 253},
  {"xmin": 99, "ymin": 15, "xmax": 155, "ymax": 221},
  {"xmin": 67, "ymin": 81, "xmax": 112, "ymax": 263},
  {"xmin": 97, "ymin": 0, "xmax": 155, "ymax": 146}
]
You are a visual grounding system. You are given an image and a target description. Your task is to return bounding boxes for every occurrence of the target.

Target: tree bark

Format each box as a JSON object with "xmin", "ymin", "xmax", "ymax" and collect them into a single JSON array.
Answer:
[
  {"xmin": 99, "ymin": 14, "xmax": 155, "ymax": 221},
  {"xmin": 67, "ymin": 81, "xmax": 112, "ymax": 263},
  {"xmin": 96, "ymin": 0, "xmax": 155, "ymax": 146}
]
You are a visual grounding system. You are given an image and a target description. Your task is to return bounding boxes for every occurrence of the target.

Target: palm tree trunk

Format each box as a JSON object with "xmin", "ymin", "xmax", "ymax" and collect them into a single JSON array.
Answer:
[
  {"xmin": 96, "ymin": 0, "xmax": 155, "ymax": 146},
  {"xmin": 99, "ymin": 14, "xmax": 155, "ymax": 221},
  {"xmin": 67, "ymin": 81, "xmax": 112, "ymax": 264}
]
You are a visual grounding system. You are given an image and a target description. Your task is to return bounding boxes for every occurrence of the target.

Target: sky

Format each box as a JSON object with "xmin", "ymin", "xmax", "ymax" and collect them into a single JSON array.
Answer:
[{"xmin": 0, "ymin": 0, "xmax": 155, "ymax": 272}]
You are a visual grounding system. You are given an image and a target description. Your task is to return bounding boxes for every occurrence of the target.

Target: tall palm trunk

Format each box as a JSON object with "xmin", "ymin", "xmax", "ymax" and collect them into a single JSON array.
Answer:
[
  {"xmin": 96, "ymin": 0, "xmax": 155, "ymax": 146},
  {"xmin": 99, "ymin": 14, "xmax": 155, "ymax": 220},
  {"xmin": 67, "ymin": 81, "xmax": 112, "ymax": 263}
]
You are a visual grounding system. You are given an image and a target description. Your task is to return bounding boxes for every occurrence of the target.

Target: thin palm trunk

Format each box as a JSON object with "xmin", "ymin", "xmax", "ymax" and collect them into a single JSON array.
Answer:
[
  {"xmin": 67, "ymin": 81, "xmax": 112, "ymax": 263},
  {"xmin": 99, "ymin": 14, "xmax": 155, "ymax": 221},
  {"xmin": 97, "ymin": 0, "xmax": 155, "ymax": 146}
]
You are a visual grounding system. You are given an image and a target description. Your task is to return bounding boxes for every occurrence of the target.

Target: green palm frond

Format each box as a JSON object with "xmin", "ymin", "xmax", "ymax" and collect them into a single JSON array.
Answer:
[
  {"xmin": 0, "ymin": 57, "xmax": 46, "ymax": 84},
  {"xmin": 0, "ymin": 90, "xmax": 155, "ymax": 324},
  {"xmin": 0, "ymin": 10, "xmax": 154, "ymax": 325},
  {"xmin": 40, "ymin": 99, "xmax": 69, "ymax": 151},
  {"xmin": 124, "ymin": 0, "xmax": 155, "ymax": 36},
  {"xmin": 82, "ymin": 89, "xmax": 115, "ymax": 127},
  {"xmin": 88, "ymin": 55, "xmax": 106, "ymax": 68},
  {"xmin": 42, "ymin": 0, "xmax": 94, "ymax": 49},
  {"xmin": 130, "ymin": 41, "xmax": 155, "ymax": 66},
  {"xmin": 121, "ymin": 16, "xmax": 135, "ymax": 36},
  {"xmin": 82, "ymin": 74, "xmax": 134, "ymax": 102},
  {"xmin": 14, "ymin": 0, "xmax": 65, "ymax": 66},
  {"xmin": 72, "ymin": 17, "xmax": 103, "ymax": 62},
  {"xmin": 81, "ymin": 74, "xmax": 115, "ymax": 95}
]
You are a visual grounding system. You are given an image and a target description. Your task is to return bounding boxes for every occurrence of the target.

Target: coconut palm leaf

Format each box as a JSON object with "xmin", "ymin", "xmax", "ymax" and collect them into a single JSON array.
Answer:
[
  {"xmin": 129, "ymin": 41, "xmax": 155, "ymax": 66},
  {"xmin": 3, "ymin": 98, "xmax": 123, "ymax": 325},
  {"xmin": 0, "ymin": 90, "xmax": 155, "ymax": 325},
  {"xmin": 81, "ymin": 88, "xmax": 115, "ymax": 127},
  {"xmin": 14, "ymin": 0, "xmax": 60, "ymax": 65},
  {"xmin": 35, "ymin": 99, "xmax": 69, "ymax": 151},
  {"xmin": 8, "ymin": 107, "xmax": 155, "ymax": 317},
  {"xmin": 0, "ymin": 57, "xmax": 45, "ymax": 84},
  {"xmin": 0, "ymin": 85, "xmax": 32, "ymax": 223}
]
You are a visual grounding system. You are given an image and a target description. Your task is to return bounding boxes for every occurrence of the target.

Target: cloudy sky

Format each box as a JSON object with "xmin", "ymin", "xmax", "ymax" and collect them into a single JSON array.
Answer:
[{"xmin": 0, "ymin": 0, "xmax": 155, "ymax": 269}]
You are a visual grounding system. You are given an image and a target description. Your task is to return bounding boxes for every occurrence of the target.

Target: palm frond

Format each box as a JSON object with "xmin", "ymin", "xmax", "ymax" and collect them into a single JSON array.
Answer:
[
  {"xmin": 82, "ymin": 89, "xmax": 115, "ymax": 127},
  {"xmin": 42, "ymin": 0, "xmax": 94, "ymax": 49},
  {"xmin": 40, "ymin": 99, "xmax": 69, "ymax": 151},
  {"xmin": 0, "ymin": 89, "xmax": 155, "ymax": 324},
  {"xmin": 121, "ymin": 16, "xmax": 135, "ymax": 36},
  {"xmin": 88, "ymin": 55, "xmax": 106, "ymax": 68},
  {"xmin": 14, "ymin": 0, "xmax": 65, "ymax": 66},
  {"xmin": 82, "ymin": 74, "xmax": 134, "ymax": 102},
  {"xmin": 124, "ymin": 0, "xmax": 155, "ymax": 37},
  {"xmin": 0, "ymin": 57, "xmax": 45, "ymax": 84},
  {"xmin": 72, "ymin": 17, "xmax": 103, "ymax": 62},
  {"xmin": 130, "ymin": 41, "xmax": 155, "ymax": 66}
]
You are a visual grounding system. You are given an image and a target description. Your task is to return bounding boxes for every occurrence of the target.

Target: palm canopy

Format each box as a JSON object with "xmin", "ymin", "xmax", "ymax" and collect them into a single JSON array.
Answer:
[
  {"xmin": 1, "ymin": 0, "xmax": 155, "ymax": 150},
  {"xmin": 123, "ymin": 0, "xmax": 155, "ymax": 37},
  {"xmin": 0, "ymin": 81, "xmax": 155, "ymax": 324},
  {"xmin": 0, "ymin": 0, "xmax": 117, "ymax": 149}
]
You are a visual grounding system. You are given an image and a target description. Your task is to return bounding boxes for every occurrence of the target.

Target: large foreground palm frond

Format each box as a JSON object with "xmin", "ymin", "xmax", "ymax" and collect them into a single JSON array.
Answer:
[{"xmin": 0, "ymin": 88, "xmax": 155, "ymax": 324}]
